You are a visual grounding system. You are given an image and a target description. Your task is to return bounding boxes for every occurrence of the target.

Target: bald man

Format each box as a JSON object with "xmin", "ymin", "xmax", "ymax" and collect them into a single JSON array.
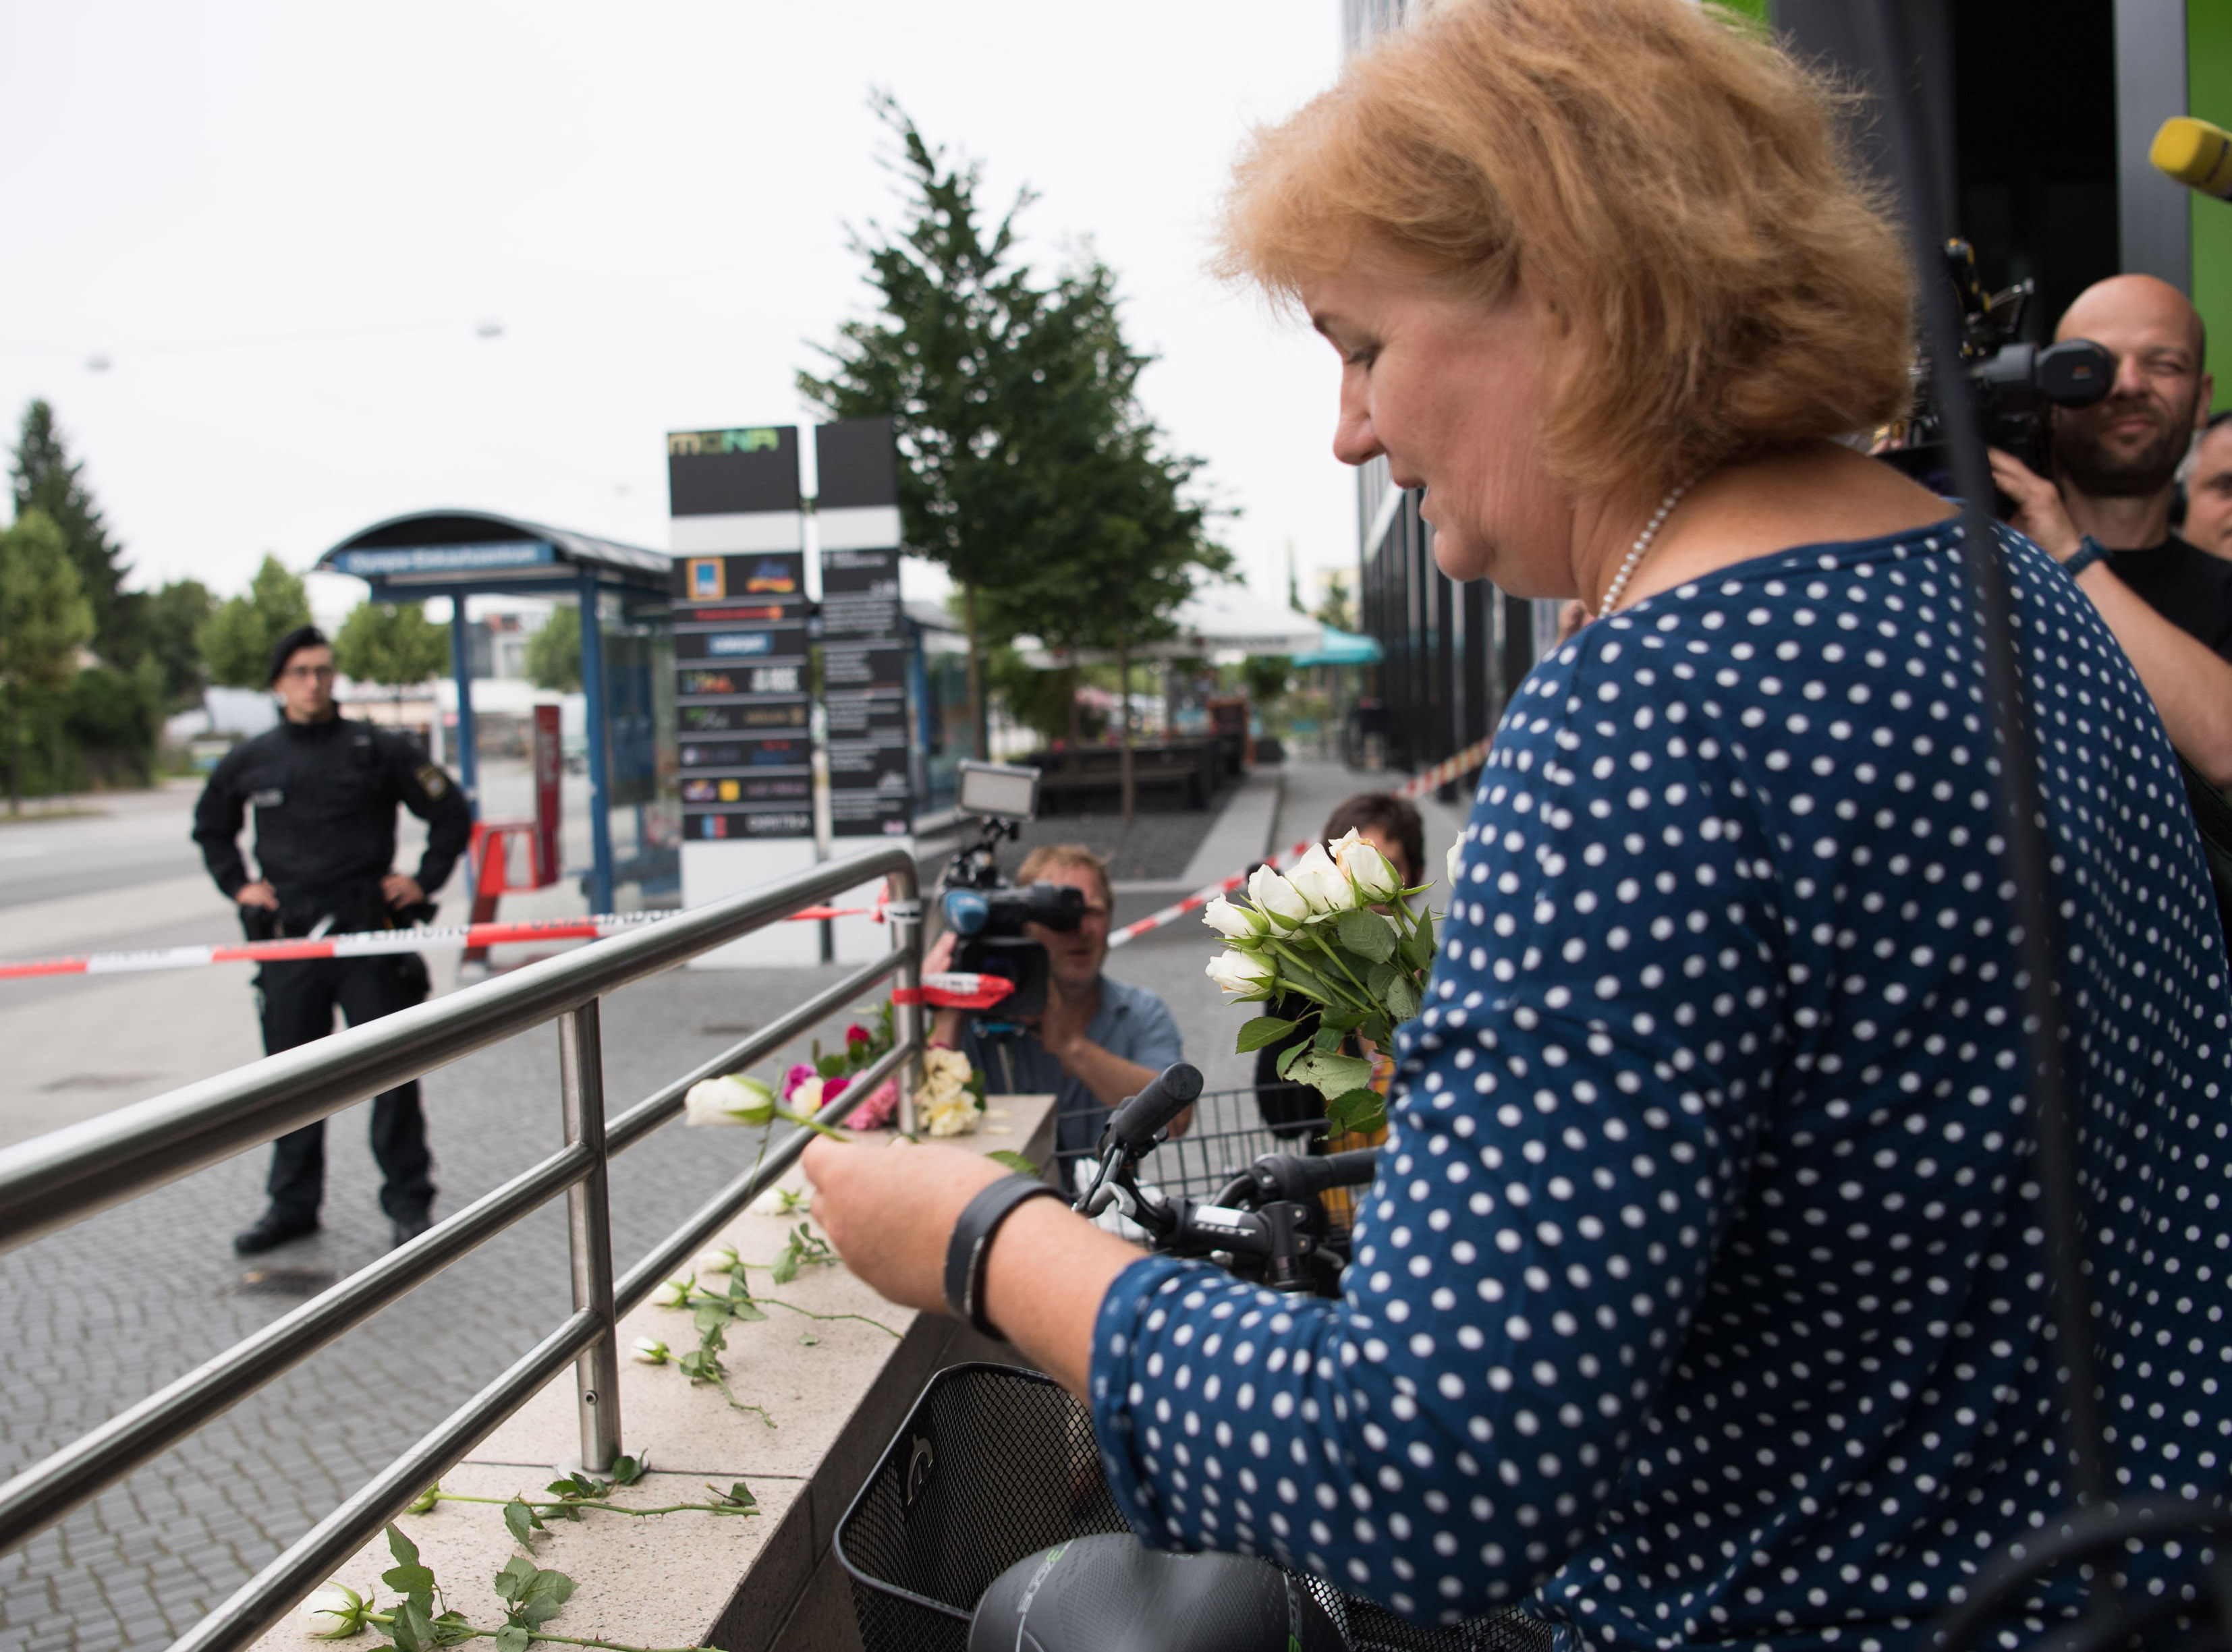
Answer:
[
  {"xmin": 1990, "ymin": 273, "xmax": 2232, "ymax": 789},
  {"xmin": 2185, "ymin": 412, "xmax": 2232, "ymax": 561}
]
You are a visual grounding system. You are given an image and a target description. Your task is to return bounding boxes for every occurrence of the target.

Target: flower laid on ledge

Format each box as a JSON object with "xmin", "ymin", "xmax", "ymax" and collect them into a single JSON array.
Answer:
[
  {"xmin": 912, "ymin": 1046, "xmax": 986, "ymax": 1137},
  {"xmin": 1204, "ymin": 827, "xmax": 1439, "ymax": 1137},
  {"xmin": 308, "ymin": 1524, "xmax": 712, "ymax": 1651},
  {"xmin": 680, "ymin": 1073, "xmax": 847, "ymax": 1141}
]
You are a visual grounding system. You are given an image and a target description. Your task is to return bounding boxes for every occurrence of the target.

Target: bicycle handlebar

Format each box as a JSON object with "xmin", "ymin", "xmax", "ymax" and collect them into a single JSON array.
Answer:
[{"xmin": 1103, "ymin": 1062, "xmax": 1204, "ymax": 1155}]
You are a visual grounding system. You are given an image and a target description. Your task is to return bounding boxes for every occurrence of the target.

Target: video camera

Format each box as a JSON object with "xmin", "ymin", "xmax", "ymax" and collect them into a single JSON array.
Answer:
[
  {"xmin": 1876, "ymin": 238, "xmax": 2113, "ymax": 496},
  {"xmin": 938, "ymin": 761, "xmax": 1085, "ymax": 1025}
]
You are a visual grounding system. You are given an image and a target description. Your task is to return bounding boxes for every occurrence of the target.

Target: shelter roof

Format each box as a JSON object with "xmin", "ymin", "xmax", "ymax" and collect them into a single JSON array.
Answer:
[{"xmin": 316, "ymin": 509, "xmax": 669, "ymax": 588}]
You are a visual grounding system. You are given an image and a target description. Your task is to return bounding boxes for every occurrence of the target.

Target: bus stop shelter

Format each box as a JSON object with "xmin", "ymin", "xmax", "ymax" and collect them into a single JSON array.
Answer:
[{"xmin": 317, "ymin": 510, "xmax": 673, "ymax": 915}]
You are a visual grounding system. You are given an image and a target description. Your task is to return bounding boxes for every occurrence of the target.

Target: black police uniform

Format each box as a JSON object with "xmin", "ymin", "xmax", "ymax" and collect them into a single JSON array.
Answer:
[{"xmin": 193, "ymin": 716, "xmax": 472, "ymax": 1229}]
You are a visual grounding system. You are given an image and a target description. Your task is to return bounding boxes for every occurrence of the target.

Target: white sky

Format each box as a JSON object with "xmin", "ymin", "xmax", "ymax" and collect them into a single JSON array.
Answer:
[{"xmin": 0, "ymin": 1, "xmax": 1355, "ymax": 621}]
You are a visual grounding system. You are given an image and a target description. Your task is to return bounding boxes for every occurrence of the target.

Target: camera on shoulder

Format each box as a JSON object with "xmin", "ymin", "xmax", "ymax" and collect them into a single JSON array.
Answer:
[
  {"xmin": 939, "ymin": 762, "xmax": 1086, "ymax": 1025},
  {"xmin": 1875, "ymin": 237, "xmax": 2112, "ymax": 498}
]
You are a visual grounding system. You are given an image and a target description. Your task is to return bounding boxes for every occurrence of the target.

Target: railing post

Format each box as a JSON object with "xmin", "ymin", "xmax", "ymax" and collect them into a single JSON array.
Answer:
[
  {"xmin": 890, "ymin": 878, "xmax": 924, "ymax": 1137},
  {"xmin": 558, "ymin": 998, "xmax": 622, "ymax": 1473}
]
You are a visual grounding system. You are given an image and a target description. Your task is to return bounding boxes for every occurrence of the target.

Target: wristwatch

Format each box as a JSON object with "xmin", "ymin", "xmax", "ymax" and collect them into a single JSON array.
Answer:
[
  {"xmin": 2062, "ymin": 535, "xmax": 2110, "ymax": 581},
  {"xmin": 943, "ymin": 1174, "xmax": 1063, "ymax": 1340}
]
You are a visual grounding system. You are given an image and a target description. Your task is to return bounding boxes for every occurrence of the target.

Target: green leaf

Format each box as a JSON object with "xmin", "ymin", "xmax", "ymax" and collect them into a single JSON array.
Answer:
[
  {"xmin": 381, "ymin": 1524, "xmax": 436, "ymax": 1614},
  {"xmin": 713, "ymin": 1479, "xmax": 759, "ymax": 1510},
  {"xmin": 798, "ymin": 1330, "xmax": 820, "ymax": 1346},
  {"xmin": 1327, "ymin": 1087, "xmax": 1387, "ymax": 1136},
  {"xmin": 1366, "ymin": 961, "xmax": 1399, "ymax": 998},
  {"xmin": 986, "ymin": 1149, "xmax": 1040, "ymax": 1177},
  {"xmin": 1321, "ymin": 1009, "xmax": 1368, "ymax": 1034},
  {"xmin": 387, "ymin": 1597, "xmax": 435, "ymax": 1652},
  {"xmin": 494, "ymin": 1556, "xmax": 538, "ymax": 1605},
  {"xmin": 430, "ymin": 1609, "xmax": 477, "ymax": 1647},
  {"xmin": 730, "ymin": 1297, "xmax": 766, "ymax": 1323},
  {"xmin": 771, "ymin": 1245, "xmax": 800, "ymax": 1286},
  {"xmin": 1401, "ymin": 909, "xmax": 1436, "ymax": 969},
  {"xmin": 694, "ymin": 1299, "xmax": 735, "ymax": 1336},
  {"xmin": 1287, "ymin": 1048, "xmax": 1374, "ymax": 1102},
  {"xmin": 1275, "ymin": 1039, "xmax": 1310, "ymax": 1078},
  {"xmin": 494, "ymin": 1628, "xmax": 530, "ymax": 1652},
  {"xmin": 1385, "ymin": 972, "xmax": 1422, "ymax": 1023},
  {"xmin": 1233, "ymin": 1015, "xmax": 1295, "ymax": 1053},
  {"xmin": 1335, "ymin": 907, "xmax": 1397, "ymax": 963},
  {"xmin": 611, "ymin": 1454, "xmax": 645, "ymax": 1487},
  {"xmin": 516, "ymin": 1566, "xmax": 578, "ymax": 1629},
  {"xmin": 503, "ymin": 1499, "xmax": 539, "ymax": 1547},
  {"xmin": 1311, "ymin": 1025, "xmax": 1343, "ymax": 1053}
]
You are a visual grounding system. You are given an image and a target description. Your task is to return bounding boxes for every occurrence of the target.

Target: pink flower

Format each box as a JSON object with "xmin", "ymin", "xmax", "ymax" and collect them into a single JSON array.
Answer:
[
  {"xmin": 846, "ymin": 1078, "xmax": 901, "ymax": 1130},
  {"xmin": 780, "ymin": 1063, "xmax": 816, "ymax": 1100}
]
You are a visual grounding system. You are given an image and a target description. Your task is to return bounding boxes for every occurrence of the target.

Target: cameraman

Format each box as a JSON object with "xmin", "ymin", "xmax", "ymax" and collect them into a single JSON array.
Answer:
[
  {"xmin": 1988, "ymin": 273, "xmax": 2232, "ymax": 787},
  {"xmin": 924, "ymin": 843, "xmax": 1185, "ymax": 1161}
]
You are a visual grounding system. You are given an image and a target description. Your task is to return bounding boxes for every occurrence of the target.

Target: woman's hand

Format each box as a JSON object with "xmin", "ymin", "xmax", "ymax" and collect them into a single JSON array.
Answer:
[
  {"xmin": 803, "ymin": 1136, "xmax": 1009, "ymax": 1314},
  {"xmin": 802, "ymin": 1131, "xmax": 1146, "ymax": 1392}
]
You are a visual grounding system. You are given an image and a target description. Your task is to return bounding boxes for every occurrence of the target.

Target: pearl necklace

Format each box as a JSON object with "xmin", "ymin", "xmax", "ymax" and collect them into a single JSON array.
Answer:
[{"xmin": 1598, "ymin": 475, "xmax": 1698, "ymax": 615}]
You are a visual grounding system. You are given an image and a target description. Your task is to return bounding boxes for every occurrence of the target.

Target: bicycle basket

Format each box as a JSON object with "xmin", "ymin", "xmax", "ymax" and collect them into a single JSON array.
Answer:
[
  {"xmin": 835, "ymin": 1362, "xmax": 1559, "ymax": 1652},
  {"xmin": 834, "ymin": 1362, "xmax": 1130, "ymax": 1652}
]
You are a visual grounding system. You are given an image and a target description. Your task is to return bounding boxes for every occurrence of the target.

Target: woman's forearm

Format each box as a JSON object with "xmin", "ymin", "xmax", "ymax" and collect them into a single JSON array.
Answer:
[{"xmin": 980, "ymin": 1199, "xmax": 1142, "ymax": 1392}]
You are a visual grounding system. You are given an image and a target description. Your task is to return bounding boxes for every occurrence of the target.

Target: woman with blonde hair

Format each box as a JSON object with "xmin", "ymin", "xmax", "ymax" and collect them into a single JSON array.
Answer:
[{"xmin": 806, "ymin": 1, "xmax": 2232, "ymax": 1641}]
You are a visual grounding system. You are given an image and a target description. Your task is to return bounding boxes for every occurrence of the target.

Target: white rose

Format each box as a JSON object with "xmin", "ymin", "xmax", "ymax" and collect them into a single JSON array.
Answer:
[
  {"xmin": 922, "ymin": 1092, "xmax": 981, "ymax": 1136},
  {"xmin": 652, "ymin": 1276, "xmax": 693, "ymax": 1309},
  {"xmin": 1286, "ymin": 844, "xmax": 1354, "ymax": 914},
  {"xmin": 1247, "ymin": 863, "xmax": 1310, "ymax": 927},
  {"xmin": 303, "ymin": 1584, "xmax": 370, "ymax": 1639},
  {"xmin": 630, "ymin": 1336, "xmax": 671, "ymax": 1365},
  {"xmin": 694, "ymin": 1243, "xmax": 739, "ymax": 1275},
  {"xmin": 1445, "ymin": 836, "xmax": 1466, "ymax": 889},
  {"xmin": 1201, "ymin": 896, "xmax": 1262, "ymax": 940},
  {"xmin": 683, "ymin": 1073, "xmax": 776, "ymax": 1127},
  {"xmin": 1205, "ymin": 947, "xmax": 1275, "ymax": 999},
  {"xmin": 1338, "ymin": 838, "xmax": 1401, "ymax": 903}
]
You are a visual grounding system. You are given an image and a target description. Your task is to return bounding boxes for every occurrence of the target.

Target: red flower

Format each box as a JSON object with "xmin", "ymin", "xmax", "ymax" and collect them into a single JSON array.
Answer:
[{"xmin": 845, "ymin": 1023, "xmax": 872, "ymax": 1046}]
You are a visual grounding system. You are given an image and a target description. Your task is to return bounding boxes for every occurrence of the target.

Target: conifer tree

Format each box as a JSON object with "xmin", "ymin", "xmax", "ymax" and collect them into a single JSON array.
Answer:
[{"xmin": 9, "ymin": 401, "xmax": 134, "ymax": 666}]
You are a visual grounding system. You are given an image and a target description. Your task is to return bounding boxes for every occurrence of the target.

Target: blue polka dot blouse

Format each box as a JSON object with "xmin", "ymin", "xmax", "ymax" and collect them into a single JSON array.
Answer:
[{"xmin": 1088, "ymin": 521, "xmax": 2232, "ymax": 1650}]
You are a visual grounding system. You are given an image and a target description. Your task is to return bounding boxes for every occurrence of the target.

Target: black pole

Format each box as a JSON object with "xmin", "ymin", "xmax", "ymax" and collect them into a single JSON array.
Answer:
[{"xmin": 1848, "ymin": 0, "xmax": 2112, "ymax": 1508}]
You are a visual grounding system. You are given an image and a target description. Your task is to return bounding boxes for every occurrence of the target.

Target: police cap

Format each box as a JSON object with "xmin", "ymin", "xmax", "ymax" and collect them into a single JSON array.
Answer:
[{"xmin": 267, "ymin": 625, "xmax": 331, "ymax": 687}]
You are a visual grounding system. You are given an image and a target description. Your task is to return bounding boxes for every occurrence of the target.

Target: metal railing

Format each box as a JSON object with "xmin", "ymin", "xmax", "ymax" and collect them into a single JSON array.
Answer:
[{"xmin": 0, "ymin": 847, "xmax": 924, "ymax": 1652}]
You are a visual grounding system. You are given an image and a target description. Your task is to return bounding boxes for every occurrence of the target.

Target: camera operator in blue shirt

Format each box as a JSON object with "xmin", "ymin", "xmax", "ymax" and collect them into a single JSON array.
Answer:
[{"xmin": 922, "ymin": 843, "xmax": 1184, "ymax": 1166}]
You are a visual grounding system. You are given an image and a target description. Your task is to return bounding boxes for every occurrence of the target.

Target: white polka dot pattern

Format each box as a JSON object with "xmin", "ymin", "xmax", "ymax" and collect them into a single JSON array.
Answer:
[{"xmin": 1087, "ymin": 525, "xmax": 2232, "ymax": 1649}]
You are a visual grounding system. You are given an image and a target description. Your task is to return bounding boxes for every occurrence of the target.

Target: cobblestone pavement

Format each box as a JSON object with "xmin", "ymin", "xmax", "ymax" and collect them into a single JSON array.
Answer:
[{"xmin": 0, "ymin": 893, "xmax": 1260, "ymax": 1649}]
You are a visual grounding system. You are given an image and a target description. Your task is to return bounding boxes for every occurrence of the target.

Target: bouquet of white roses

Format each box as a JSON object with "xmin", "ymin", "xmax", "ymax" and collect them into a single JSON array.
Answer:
[{"xmin": 1202, "ymin": 828, "xmax": 1439, "ymax": 1135}]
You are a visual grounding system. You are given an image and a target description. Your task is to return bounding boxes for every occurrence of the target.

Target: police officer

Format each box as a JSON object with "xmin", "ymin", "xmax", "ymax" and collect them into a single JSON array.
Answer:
[{"xmin": 193, "ymin": 625, "xmax": 472, "ymax": 1255}]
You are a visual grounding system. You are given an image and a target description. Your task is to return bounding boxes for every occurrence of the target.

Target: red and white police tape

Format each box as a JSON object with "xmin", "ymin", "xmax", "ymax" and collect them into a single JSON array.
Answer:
[{"xmin": 0, "ymin": 739, "xmax": 1496, "ymax": 981}]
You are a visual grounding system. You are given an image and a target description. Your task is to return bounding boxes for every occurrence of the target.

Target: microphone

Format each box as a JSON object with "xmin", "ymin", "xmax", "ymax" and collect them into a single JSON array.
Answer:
[{"xmin": 2151, "ymin": 117, "xmax": 2232, "ymax": 201}]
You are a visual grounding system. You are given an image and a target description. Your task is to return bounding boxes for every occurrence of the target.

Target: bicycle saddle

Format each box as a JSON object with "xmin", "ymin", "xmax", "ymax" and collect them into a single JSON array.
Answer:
[{"xmin": 968, "ymin": 1532, "xmax": 1349, "ymax": 1652}]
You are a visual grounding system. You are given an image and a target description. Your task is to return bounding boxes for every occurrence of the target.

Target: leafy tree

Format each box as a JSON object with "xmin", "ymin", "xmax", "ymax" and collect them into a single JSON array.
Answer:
[
  {"xmin": 200, "ymin": 554, "xmax": 312, "ymax": 689},
  {"xmin": 9, "ymin": 400, "xmax": 135, "ymax": 667},
  {"xmin": 138, "ymin": 579, "xmax": 215, "ymax": 709},
  {"xmin": 1312, "ymin": 571, "xmax": 1357, "ymax": 634},
  {"xmin": 0, "ymin": 510, "xmax": 94, "ymax": 813},
  {"xmin": 335, "ymin": 598, "xmax": 448, "ymax": 715},
  {"xmin": 974, "ymin": 300, "xmax": 1232, "ymax": 819},
  {"xmin": 525, "ymin": 604, "xmax": 582, "ymax": 693},
  {"xmin": 802, "ymin": 98, "xmax": 1165, "ymax": 761}
]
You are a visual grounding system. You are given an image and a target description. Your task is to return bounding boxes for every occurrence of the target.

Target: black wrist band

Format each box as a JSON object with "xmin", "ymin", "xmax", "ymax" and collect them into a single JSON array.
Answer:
[
  {"xmin": 943, "ymin": 1174, "xmax": 1062, "ymax": 1340},
  {"xmin": 2063, "ymin": 534, "xmax": 2109, "ymax": 581}
]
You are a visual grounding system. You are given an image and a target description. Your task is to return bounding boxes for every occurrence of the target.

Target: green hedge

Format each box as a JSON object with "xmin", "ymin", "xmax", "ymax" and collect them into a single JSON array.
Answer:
[{"xmin": 3, "ymin": 662, "xmax": 164, "ymax": 797}]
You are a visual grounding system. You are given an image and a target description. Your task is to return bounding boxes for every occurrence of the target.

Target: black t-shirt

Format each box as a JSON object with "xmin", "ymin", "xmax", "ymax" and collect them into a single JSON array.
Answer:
[{"xmin": 2104, "ymin": 533, "xmax": 2232, "ymax": 664}]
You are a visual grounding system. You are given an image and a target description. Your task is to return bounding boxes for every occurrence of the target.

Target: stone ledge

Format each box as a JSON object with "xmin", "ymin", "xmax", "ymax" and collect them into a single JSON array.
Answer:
[{"xmin": 252, "ymin": 1095, "xmax": 1056, "ymax": 1652}]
